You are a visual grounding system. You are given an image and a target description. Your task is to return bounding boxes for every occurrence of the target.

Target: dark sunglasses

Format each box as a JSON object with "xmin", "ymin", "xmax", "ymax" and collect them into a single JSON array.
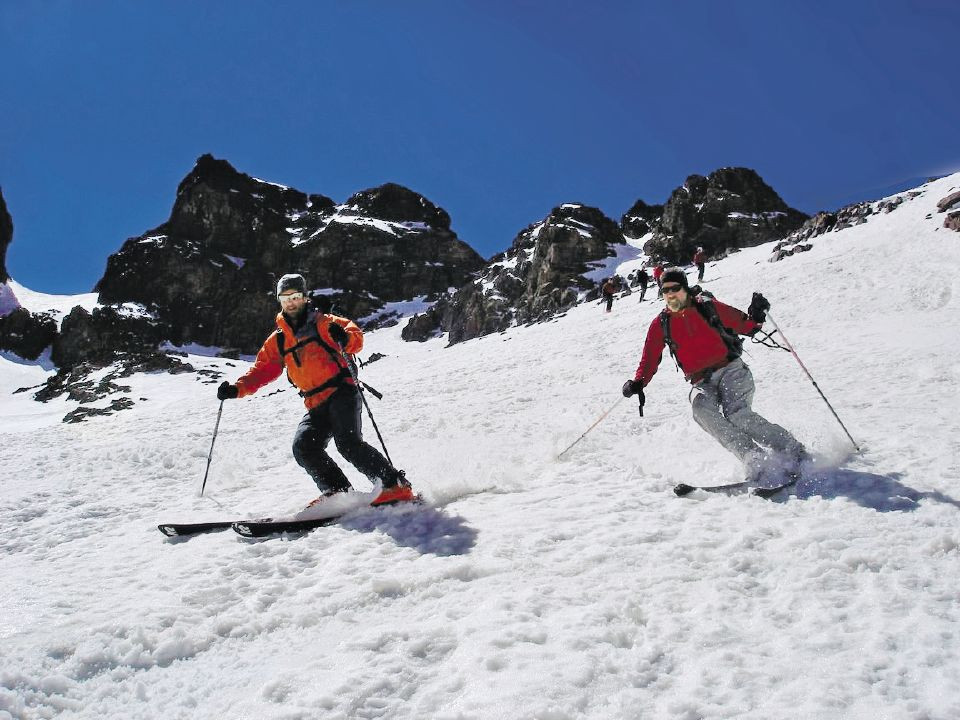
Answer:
[{"xmin": 661, "ymin": 284, "xmax": 684, "ymax": 294}]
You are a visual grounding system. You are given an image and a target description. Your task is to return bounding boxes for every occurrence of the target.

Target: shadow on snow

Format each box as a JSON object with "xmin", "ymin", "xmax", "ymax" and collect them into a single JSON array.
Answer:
[
  {"xmin": 778, "ymin": 468, "xmax": 960, "ymax": 512},
  {"xmin": 339, "ymin": 505, "xmax": 479, "ymax": 556}
]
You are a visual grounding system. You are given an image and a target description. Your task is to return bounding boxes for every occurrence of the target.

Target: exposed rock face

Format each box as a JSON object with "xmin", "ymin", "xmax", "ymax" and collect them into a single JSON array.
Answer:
[
  {"xmin": 51, "ymin": 305, "xmax": 165, "ymax": 369},
  {"xmin": 936, "ymin": 190, "xmax": 960, "ymax": 213},
  {"xmin": 30, "ymin": 352, "xmax": 200, "ymax": 423},
  {"xmin": 403, "ymin": 204, "xmax": 623, "ymax": 344},
  {"xmin": 0, "ymin": 188, "xmax": 12, "ymax": 284},
  {"xmin": 0, "ymin": 307, "xmax": 57, "ymax": 360},
  {"xmin": 621, "ymin": 199, "xmax": 663, "ymax": 239},
  {"xmin": 95, "ymin": 155, "xmax": 485, "ymax": 355},
  {"xmin": 634, "ymin": 168, "xmax": 808, "ymax": 264},
  {"xmin": 946, "ymin": 212, "xmax": 960, "ymax": 232}
]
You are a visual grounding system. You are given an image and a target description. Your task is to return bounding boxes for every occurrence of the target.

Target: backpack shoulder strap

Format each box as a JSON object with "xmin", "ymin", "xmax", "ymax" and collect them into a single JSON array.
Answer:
[
  {"xmin": 693, "ymin": 296, "xmax": 743, "ymax": 360},
  {"xmin": 659, "ymin": 310, "xmax": 682, "ymax": 372}
]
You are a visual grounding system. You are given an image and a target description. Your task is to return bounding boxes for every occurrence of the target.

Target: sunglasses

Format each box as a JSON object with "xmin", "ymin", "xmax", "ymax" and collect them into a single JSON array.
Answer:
[
  {"xmin": 278, "ymin": 292, "xmax": 305, "ymax": 302},
  {"xmin": 661, "ymin": 284, "xmax": 684, "ymax": 294}
]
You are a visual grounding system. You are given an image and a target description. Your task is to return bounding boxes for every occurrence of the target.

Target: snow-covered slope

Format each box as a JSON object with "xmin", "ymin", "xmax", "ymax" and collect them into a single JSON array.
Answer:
[{"xmin": 2, "ymin": 175, "xmax": 959, "ymax": 719}]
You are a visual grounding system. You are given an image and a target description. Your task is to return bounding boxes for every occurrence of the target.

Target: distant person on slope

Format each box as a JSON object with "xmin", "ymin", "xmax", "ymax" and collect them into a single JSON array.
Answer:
[
  {"xmin": 693, "ymin": 247, "xmax": 707, "ymax": 282},
  {"xmin": 601, "ymin": 278, "xmax": 618, "ymax": 313},
  {"xmin": 621, "ymin": 268, "xmax": 808, "ymax": 483},
  {"xmin": 652, "ymin": 264, "xmax": 665, "ymax": 297},
  {"xmin": 216, "ymin": 274, "xmax": 414, "ymax": 507},
  {"xmin": 637, "ymin": 267, "xmax": 650, "ymax": 302}
]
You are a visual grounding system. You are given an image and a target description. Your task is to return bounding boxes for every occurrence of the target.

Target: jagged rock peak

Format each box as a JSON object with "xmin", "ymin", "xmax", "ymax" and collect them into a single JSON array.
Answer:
[
  {"xmin": 343, "ymin": 183, "xmax": 451, "ymax": 231},
  {"xmin": 621, "ymin": 199, "xmax": 664, "ymax": 239},
  {"xmin": 643, "ymin": 166, "xmax": 808, "ymax": 264},
  {"xmin": 0, "ymin": 187, "xmax": 12, "ymax": 283},
  {"xmin": 92, "ymin": 155, "xmax": 485, "ymax": 359},
  {"xmin": 176, "ymin": 154, "xmax": 333, "ymax": 213},
  {"xmin": 402, "ymin": 202, "xmax": 624, "ymax": 345}
]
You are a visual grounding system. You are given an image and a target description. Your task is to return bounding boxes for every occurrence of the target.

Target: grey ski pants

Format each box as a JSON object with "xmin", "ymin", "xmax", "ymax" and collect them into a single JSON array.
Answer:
[{"xmin": 689, "ymin": 358, "xmax": 803, "ymax": 464}]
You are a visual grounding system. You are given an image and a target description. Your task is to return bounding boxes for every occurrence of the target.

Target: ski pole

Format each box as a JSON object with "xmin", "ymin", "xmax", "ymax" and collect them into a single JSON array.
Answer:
[
  {"xmin": 200, "ymin": 400, "xmax": 224, "ymax": 496},
  {"xmin": 556, "ymin": 395, "xmax": 626, "ymax": 460},
  {"xmin": 766, "ymin": 312, "xmax": 861, "ymax": 453},
  {"xmin": 338, "ymin": 349, "xmax": 393, "ymax": 466}
]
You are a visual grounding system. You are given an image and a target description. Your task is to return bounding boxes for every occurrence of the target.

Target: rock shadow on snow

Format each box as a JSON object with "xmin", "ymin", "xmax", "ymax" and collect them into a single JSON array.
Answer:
[{"xmin": 780, "ymin": 469, "xmax": 960, "ymax": 512}]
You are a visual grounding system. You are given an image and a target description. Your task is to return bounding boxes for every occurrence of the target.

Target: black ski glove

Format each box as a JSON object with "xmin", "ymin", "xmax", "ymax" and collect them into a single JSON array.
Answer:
[
  {"xmin": 747, "ymin": 292, "xmax": 771, "ymax": 324},
  {"xmin": 622, "ymin": 380, "xmax": 646, "ymax": 416},
  {"xmin": 217, "ymin": 381, "xmax": 239, "ymax": 401},
  {"xmin": 328, "ymin": 322, "xmax": 349, "ymax": 348}
]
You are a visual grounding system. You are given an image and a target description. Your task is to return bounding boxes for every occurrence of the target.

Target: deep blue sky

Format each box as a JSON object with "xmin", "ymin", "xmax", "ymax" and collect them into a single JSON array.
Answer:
[{"xmin": 2, "ymin": 1, "xmax": 957, "ymax": 293}]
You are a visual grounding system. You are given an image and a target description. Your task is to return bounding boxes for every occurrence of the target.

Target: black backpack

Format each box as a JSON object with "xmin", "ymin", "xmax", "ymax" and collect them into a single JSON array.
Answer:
[
  {"xmin": 659, "ymin": 289, "xmax": 744, "ymax": 373},
  {"xmin": 274, "ymin": 310, "xmax": 355, "ymax": 399}
]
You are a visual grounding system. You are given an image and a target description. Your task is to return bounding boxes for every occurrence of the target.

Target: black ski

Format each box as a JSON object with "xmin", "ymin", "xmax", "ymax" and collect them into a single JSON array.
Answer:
[
  {"xmin": 674, "ymin": 481, "xmax": 749, "ymax": 497},
  {"xmin": 161, "ymin": 494, "xmax": 423, "ymax": 539},
  {"xmin": 233, "ymin": 495, "xmax": 424, "ymax": 537},
  {"xmin": 158, "ymin": 520, "xmax": 247, "ymax": 537},
  {"xmin": 232, "ymin": 515, "xmax": 343, "ymax": 537},
  {"xmin": 752, "ymin": 475, "xmax": 800, "ymax": 498},
  {"xmin": 674, "ymin": 474, "xmax": 799, "ymax": 499}
]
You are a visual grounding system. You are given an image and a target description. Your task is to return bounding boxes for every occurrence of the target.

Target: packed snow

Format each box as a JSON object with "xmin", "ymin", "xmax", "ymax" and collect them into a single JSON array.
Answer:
[{"xmin": 1, "ymin": 175, "xmax": 960, "ymax": 719}]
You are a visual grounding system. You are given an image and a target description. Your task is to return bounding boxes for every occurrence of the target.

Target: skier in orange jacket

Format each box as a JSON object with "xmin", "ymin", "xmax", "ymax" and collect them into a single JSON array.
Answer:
[{"xmin": 217, "ymin": 274, "xmax": 413, "ymax": 506}]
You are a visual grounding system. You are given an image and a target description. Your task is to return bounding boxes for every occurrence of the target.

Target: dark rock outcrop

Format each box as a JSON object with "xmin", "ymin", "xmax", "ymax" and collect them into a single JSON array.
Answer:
[
  {"xmin": 936, "ymin": 190, "xmax": 960, "ymax": 213},
  {"xmin": 403, "ymin": 204, "xmax": 623, "ymax": 344},
  {"xmin": 0, "ymin": 188, "xmax": 12, "ymax": 284},
  {"xmin": 0, "ymin": 307, "xmax": 57, "ymax": 360},
  {"xmin": 636, "ymin": 168, "xmax": 808, "ymax": 264},
  {"xmin": 621, "ymin": 199, "xmax": 663, "ymax": 239},
  {"xmin": 51, "ymin": 305, "xmax": 165, "ymax": 369},
  {"xmin": 946, "ymin": 211, "xmax": 960, "ymax": 232},
  {"xmin": 31, "ymin": 352, "xmax": 198, "ymax": 423},
  {"xmin": 94, "ymin": 154, "xmax": 485, "ymax": 356}
]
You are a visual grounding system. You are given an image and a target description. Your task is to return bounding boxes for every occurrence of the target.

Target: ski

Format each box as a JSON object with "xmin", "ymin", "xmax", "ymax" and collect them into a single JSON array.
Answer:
[
  {"xmin": 233, "ymin": 495, "xmax": 424, "ymax": 537},
  {"xmin": 674, "ymin": 474, "xmax": 799, "ymax": 499},
  {"xmin": 752, "ymin": 475, "xmax": 800, "ymax": 498},
  {"xmin": 673, "ymin": 481, "xmax": 749, "ymax": 497},
  {"xmin": 232, "ymin": 515, "xmax": 343, "ymax": 537},
  {"xmin": 158, "ymin": 520, "xmax": 247, "ymax": 537}
]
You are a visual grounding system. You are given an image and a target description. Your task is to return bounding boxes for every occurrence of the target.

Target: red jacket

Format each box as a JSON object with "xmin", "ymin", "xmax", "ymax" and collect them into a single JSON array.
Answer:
[
  {"xmin": 634, "ymin": 298, "xmax": 759, "ymax": 386},
  {"xmin": 693, "ymin": 250, "xmax": 706, "ymax": 264},
  {"xmin": 236, "ymin": 310, "xmax": 363, "ymax": 410},
  {"xmin": 652, "ymin": 266, "xmax": 664, "ymax": 281}
]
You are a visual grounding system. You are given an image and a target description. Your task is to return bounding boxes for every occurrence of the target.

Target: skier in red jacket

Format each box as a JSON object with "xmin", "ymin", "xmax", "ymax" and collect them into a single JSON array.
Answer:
[
  {"xmin": 652, "ymin": 264, "xmax": 665, "ymax": 297},
  {"xmin": 693, "ymin": 247, "xmax": 706, "ymax": 282},
  {"xmin": 622, "ymin": 268, "xmax": 807, "ymax": 483}
]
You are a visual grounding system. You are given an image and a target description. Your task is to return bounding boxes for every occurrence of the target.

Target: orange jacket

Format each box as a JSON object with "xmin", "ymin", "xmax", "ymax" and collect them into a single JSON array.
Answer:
[{"xmin": 236, "ymin": 310, "xmax": 364, "ymax": 410}]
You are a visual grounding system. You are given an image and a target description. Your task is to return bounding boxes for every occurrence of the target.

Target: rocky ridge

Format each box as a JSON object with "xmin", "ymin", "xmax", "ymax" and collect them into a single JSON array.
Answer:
[
  {"xmin": 769, "ymin": 180, "xmax": 958, "ymax": 262},
  {"xmin": 94, "ymin": 154, "xmax": 486, "ymax": 355},
  {"xmin": 629, "ymin": 167, "xmax": 808, "ymax": 264},
  {"xmin": 402, "ymin": 203, "xmax": 625, "ymax": 344}
]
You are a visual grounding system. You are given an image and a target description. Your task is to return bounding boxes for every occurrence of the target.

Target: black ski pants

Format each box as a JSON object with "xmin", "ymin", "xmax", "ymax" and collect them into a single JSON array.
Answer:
[{"xmin": 291, "ymin": 387, "xmax": 394, "ymax": 493}]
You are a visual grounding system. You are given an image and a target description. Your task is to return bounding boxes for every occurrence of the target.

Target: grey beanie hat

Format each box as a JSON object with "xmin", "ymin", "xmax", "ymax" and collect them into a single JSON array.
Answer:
[
  {"xmin": 659, "ymin": 267, "xmax": 689, "ymax": 288},
  {"xmin": 276, "ymin": 273, "xmax": 306, "ymax": 296}
]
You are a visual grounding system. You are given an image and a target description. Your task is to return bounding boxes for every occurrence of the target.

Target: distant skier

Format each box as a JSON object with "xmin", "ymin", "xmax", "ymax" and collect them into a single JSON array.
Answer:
[
  {"xmin": 601, "ymin": 278, "xmax": 617, "ymax": 313},
  {"xmin": 216, "ymin": 274, "xmax": 414, "ymax": 507},
  {"xmin": 636, "ymin": 267, "xmax": 650, "ymax": 302},
  {"xmin": 653, "ymin": 264, "xmax": 665, "ymax": 297},
  {"xmin": 621, "ymin": 268, "xmax": 808, "ymax": 483},
  {"xmin": 693, "ymin": 247, "xmax": 706, "ymax": 282}
]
